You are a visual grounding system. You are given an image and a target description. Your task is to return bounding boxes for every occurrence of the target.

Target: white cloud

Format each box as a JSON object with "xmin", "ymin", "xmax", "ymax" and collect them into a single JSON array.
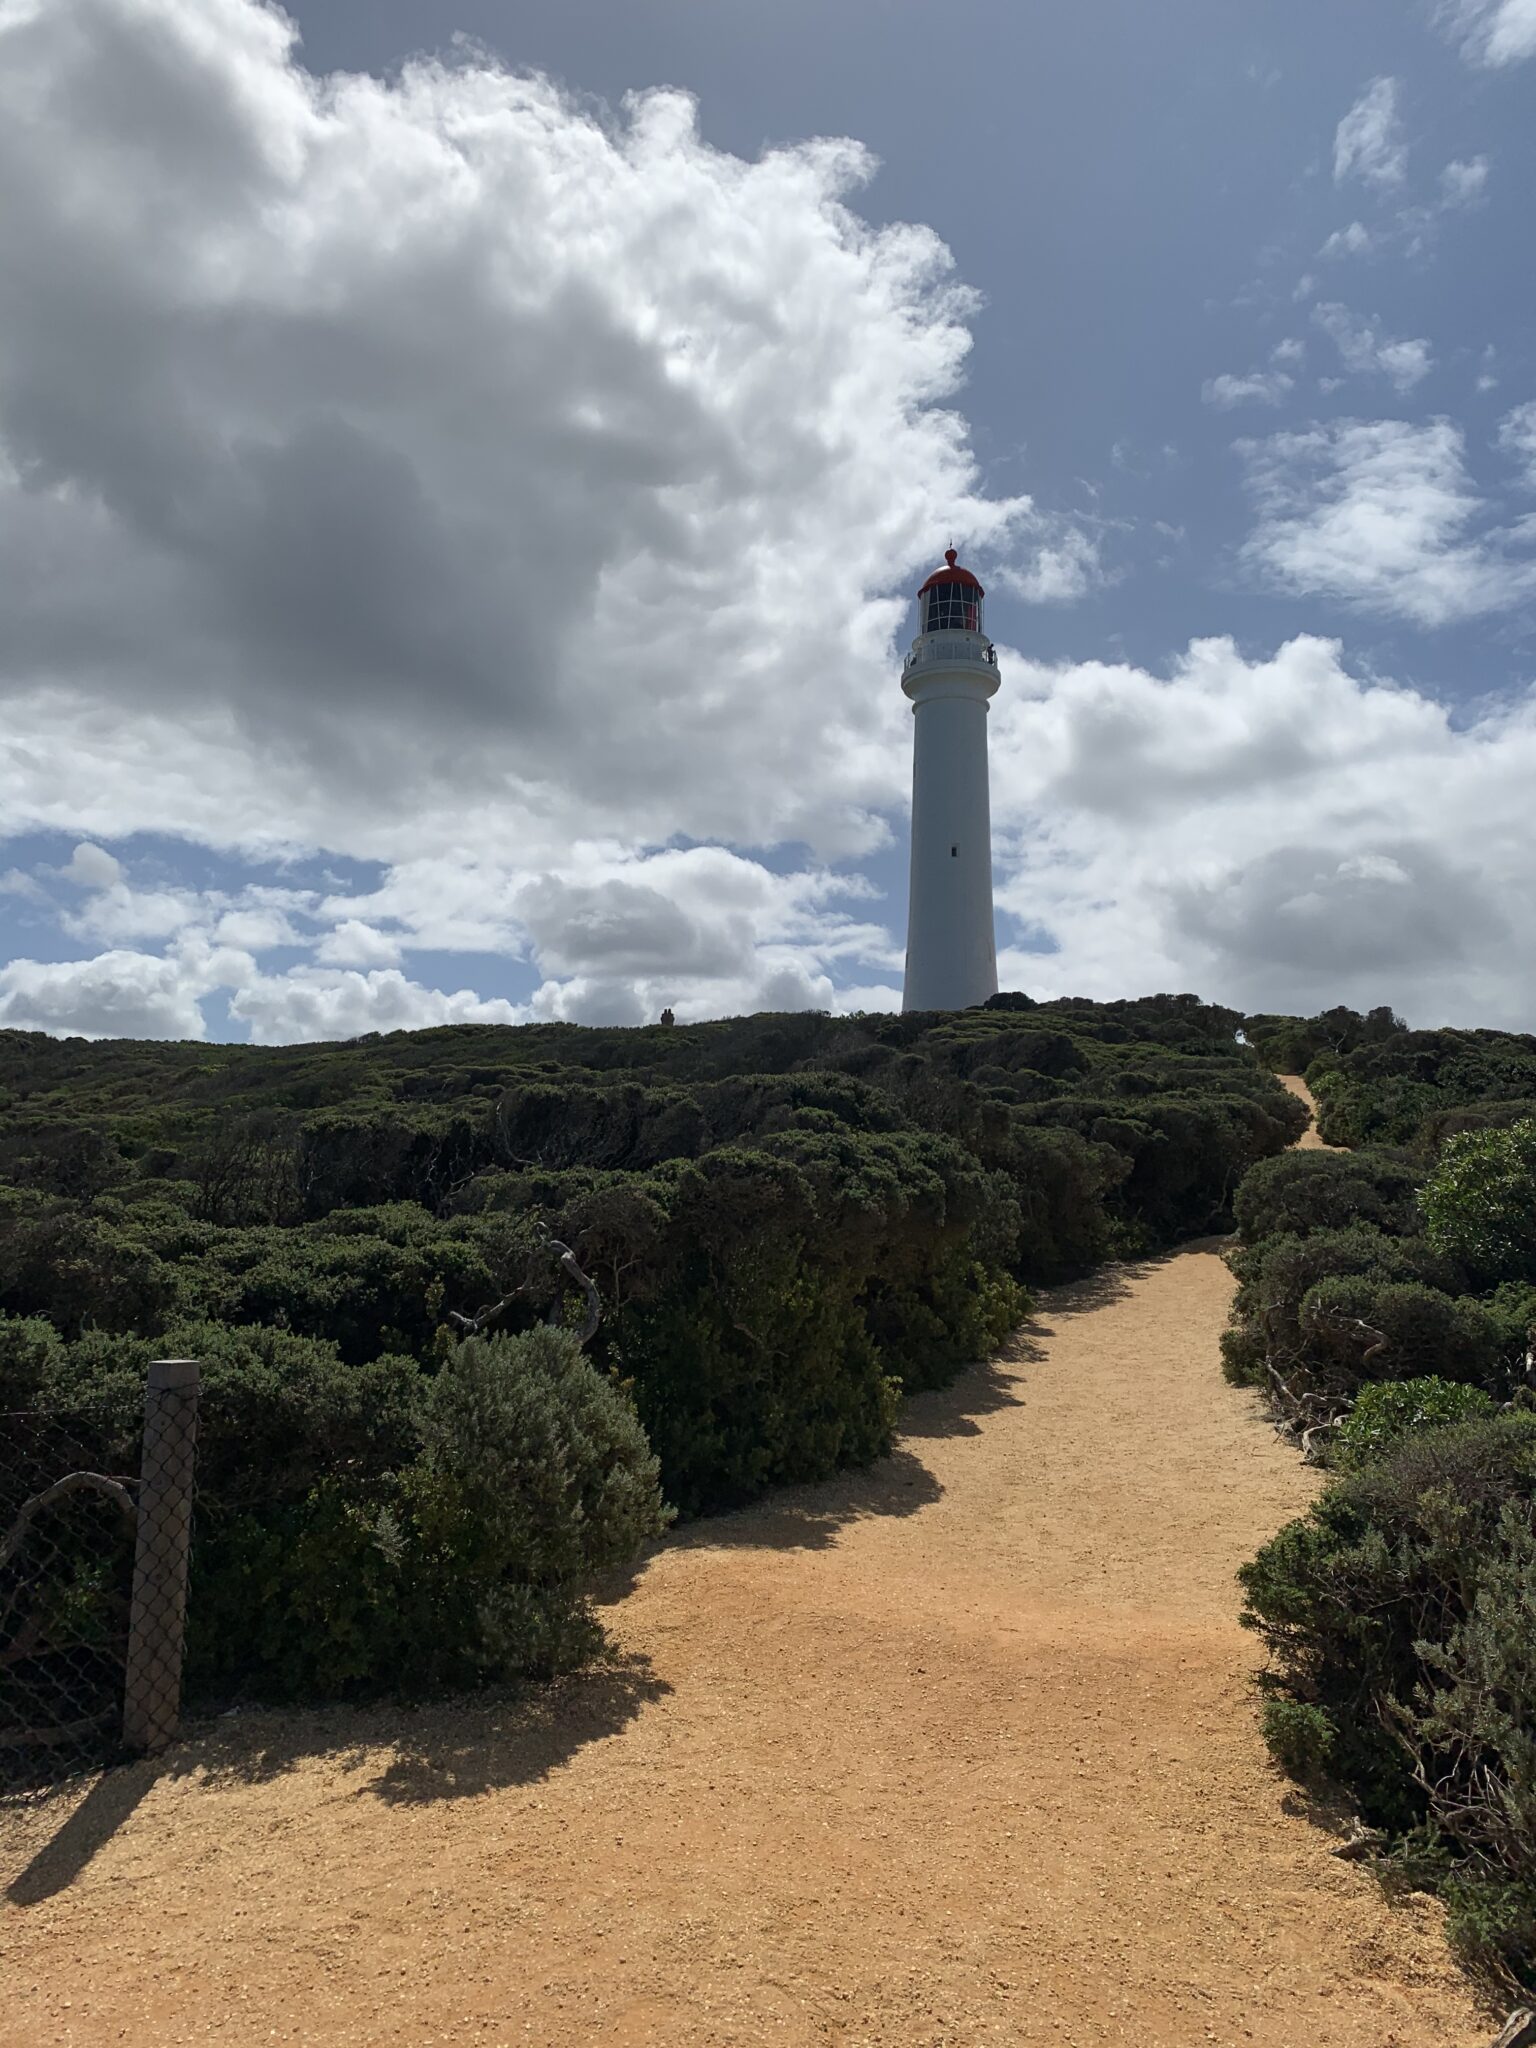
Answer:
[
  {"xmin": 1312, "ymin": 303, "xmax": 1433, "ymax": 392},
  {"xmin": 61, "ymin": 843, "xmax": 123, "ymax": 890},
  {"xmin": 1237, "ymin": 417, "xmax": 1536, "ymax": 627},
  {"xmin": 1333, "ymin": 78, "xmax": 1408, "ymax": 190},
  {"xmin": 313, "ymin": 918, "xmax": 404, "ymax": 968},
  {"xmin": 1500, "ymin": 401, "xmax": 1536, "ymax": 484},
  {"xmin": 1202, "ymin": 371, "xmax": 1293, "ymax": 411},
  {"xmin": 1323, "ymin": 159, "xmax": 1489, "ymax": 266},
  {"xmin": 228, "ymin": 968, "xmax": 525, "ymax": 1044},
  {"xmin": 16, "ymin": 638, "xmax": 1536, "ymax": 1036},
  {"xmin": 0, "ymin": 0, "xmax": 1094, "ymax": 878},
  {"xmin": 1271, "ymin": 339, "xmax": 1307, "ymax": 369},
  {"xmin": 0, "ymin": 868, "xmax": 50, "ymax": 905},
  {"xmin": 995, "ymin": 529, "xmax": 1104, "ymax": 602},
  {"xmin": 0, "ymin": 948, "xmax": 212, "ymax": 1039},
  {"xmin": 1440, "ymin": 0, "xmax": 1536, "ymax": 66},
  {"xmin": 212, "ymin": 905, "xmax": 304, "ymax": 950},
  {"xmin": 0, "ymin": 834, "xmax": 901, "ymax": 1041},
  {"xmin": 988, "ymin": 635, "xmax": 1536, "ymax": 1026},
  {"xmin": 61, "ymin": 880, "xmax": 202, "ymax": 945},
  {"xmin": 1440, "ymin": 156, "xmax": 1491, "ymax": 206},
  {"xmin": 1320, "ymin": 222, "xmax": 1375, "ymax": 260}
]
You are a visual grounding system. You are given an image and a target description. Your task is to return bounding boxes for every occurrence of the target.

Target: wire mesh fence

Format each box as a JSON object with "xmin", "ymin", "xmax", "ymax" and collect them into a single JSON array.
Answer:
[
  {"xmin": 0, "ymin": 1412, "xmax": 139, "ymax": 1791},
  {"xmin": 1, "ymin": 1362, "xmax": 201, "ymax": 1793}
]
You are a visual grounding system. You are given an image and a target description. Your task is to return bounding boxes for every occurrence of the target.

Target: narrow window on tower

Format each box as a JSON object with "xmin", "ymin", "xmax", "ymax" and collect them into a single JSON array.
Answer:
[{"xmin": 951, "ymin": 845, "xmax": 958, "ymax": 857}]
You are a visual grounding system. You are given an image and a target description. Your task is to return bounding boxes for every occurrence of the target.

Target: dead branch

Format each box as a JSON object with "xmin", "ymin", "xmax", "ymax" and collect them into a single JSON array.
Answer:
[
  {"xmin": 1301, "ymin": 1307, "xmax": 1390, "ymax": 1369},
  {"xmin": 547, "ymin": 1238, "xmax": 601, "ymax": 1348},
  {"xmin": 446, "ymin": 1288, "xmax": 527, "ymax": 1337},
  {"xmin": 446, "ymin": 1235, "xmax": 601, "ymax": 1348},
  {"xmin": 1, "ymin": 1473, "xmax": 137, "ymax": 1573}
]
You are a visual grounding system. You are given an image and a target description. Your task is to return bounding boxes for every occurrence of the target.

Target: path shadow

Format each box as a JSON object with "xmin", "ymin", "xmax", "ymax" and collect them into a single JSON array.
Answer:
[
  {"xmin": 622, "ymin": 1445, "xmax": 947, "ymax": 1564},
  {"xmin": 2, "ymin": 1649, "xmax": 669, "ymax": 1899},
  {"xmin": 172, "ymin": 1650, "xmax": 669, "ymax": 1806},
  {"xmin": 898, "ymin": 1353, "xmax": 1031, "ymax": 1439},
  {"xmin": 4, "ymin": 1760, "xmax": 159, "ymax": 1905}
]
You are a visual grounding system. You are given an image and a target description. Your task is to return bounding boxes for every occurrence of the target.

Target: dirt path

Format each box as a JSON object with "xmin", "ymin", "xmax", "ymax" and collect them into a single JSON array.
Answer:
[
  {"xmin": 1280, "ymin": 1072, "xmax": 1334, "ymax": 1148},
  {"xmin": 2, "ymin": 1109, "xmax": 1489, "ymax": 2045}
]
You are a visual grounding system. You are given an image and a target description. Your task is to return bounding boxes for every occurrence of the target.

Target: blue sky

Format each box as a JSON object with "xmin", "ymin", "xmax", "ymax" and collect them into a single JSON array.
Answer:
[{"xmin": 1, "ymin": 0, "xmax": 1534, "ymax": 1039}]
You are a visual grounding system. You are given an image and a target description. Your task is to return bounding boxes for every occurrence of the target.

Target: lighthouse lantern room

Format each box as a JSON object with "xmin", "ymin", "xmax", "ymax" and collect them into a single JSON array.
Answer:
[{"xmin": 900, "ymin": 549, "xmax": 1001, "ymax": 1013}]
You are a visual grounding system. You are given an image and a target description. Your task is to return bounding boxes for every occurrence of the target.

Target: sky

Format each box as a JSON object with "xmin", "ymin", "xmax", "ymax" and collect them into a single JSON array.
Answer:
[{"xmin": 1, "ymin": 0, "xmax": 1534, "ymax": 1042}]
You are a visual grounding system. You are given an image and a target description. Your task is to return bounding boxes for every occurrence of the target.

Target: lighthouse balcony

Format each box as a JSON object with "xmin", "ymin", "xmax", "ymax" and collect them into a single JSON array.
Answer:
[{"xmin": 902, "ymin": 631, "xmax": 999, "ymax": 681}]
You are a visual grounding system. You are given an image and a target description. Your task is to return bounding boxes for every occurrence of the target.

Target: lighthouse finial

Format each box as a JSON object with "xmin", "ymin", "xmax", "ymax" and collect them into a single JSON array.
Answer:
[{"xmin": 944, "ymin": 546, "xmax": 958, "ymax": 568}]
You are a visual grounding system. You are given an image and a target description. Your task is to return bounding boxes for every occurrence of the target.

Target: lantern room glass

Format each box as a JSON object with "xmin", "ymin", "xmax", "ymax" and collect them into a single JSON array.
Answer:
[{"xmin": 924, "ymin": 583, "xmax": 983, "ymax": 633}]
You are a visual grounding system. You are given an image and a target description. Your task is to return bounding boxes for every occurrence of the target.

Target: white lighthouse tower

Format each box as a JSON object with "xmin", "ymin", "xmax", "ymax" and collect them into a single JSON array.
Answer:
[{"xmin": 900, "ymin": 549, "xmax": 1001, "ymax": 1013}]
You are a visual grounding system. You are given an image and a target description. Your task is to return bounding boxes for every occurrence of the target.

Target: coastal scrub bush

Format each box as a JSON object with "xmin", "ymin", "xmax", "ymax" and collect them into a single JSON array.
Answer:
[
  {"xmin": 1242, "ymin": 1415, "xmax": 1536, "ymax": 1979},
  {"xmin": 187, "ymin": 1327, "xmax": 669, "ymax": 1701},
  {"xmin": 1298, "ymin": 1279, "xmax": 1506, "ymax": 1392},
  {"xmin": 1422, "ymin": 1119, "xmax": 1536, "ymax": 1287},
  {"xmin": 1232, "ymin": 1147, "xmax": 1421, "ymax": 1246},
  {"xmin": 2, "ymin": 1000, "xmax": 1303, "ymax": 1703},
  {"xmin": 1332, "ymin": 1377, "xmax": 1496, "ymax": 1469}
]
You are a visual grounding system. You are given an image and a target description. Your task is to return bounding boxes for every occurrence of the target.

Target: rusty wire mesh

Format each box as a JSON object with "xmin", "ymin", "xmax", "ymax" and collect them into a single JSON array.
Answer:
[{"xmin": 0, "ymin": 1412, "xmax": 139, "ymax": 1791}]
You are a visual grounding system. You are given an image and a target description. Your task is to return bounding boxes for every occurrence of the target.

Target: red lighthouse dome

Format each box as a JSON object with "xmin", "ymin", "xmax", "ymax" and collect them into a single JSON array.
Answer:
[{"xmin": 917, "ymin": 549, "xmax": 985, "ymax": 633}]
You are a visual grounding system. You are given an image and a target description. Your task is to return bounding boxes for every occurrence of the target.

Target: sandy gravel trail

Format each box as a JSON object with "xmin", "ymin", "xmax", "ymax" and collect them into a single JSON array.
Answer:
[
  {"xmin": 1279, "ymin": 1073, "xmax": 1335, "ymax": 1149},
  {"xmin": 1, "ymin": 1098, "xmax": 1488, "ymax": 2046}
]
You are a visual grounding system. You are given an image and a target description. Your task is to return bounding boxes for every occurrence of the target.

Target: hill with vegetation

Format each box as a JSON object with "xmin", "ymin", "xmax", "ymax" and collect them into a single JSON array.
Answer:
[{"xmin": 2, "ymin": 995, "xmax": 1301, "ymax": 1706}]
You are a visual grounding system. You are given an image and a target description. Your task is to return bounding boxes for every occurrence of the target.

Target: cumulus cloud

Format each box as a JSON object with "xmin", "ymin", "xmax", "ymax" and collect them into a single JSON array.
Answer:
[
  {"xmin": 989, "ymin": 635, "xmax": 1536, "ymax": 1026},
  {"xmin": 0, "ymin": 0, "xmax": 1095, "ymax": 875},
  {"xmin": 1202, "ymin": 371, "xmax": 1293, "ymax": 410},
  {"xmin": 1333, "ymin": 78, "xmax": 1408, "ymax": 190},
  {"xmin": 313, "ymin": 919, "xmax": 404, "ymax": 969},
  {"xmin": 60, "ymin": 843, "xmax": 124, "ymax": 891},
  {"xmin": 995, "ymin": 530, "xmax": 1104, "ymax": 603},
  {"xmin": 228, "ymin": 968, "xmax": 524, "ymax": 1044},
  {"xmin": 0, "ymin": 835, "xmax": 900, "ymax": 1039},
  {"xmin": 0, "ymin": 945, "xmax": 227, "ymax": 1040},
  {"xmin": 1440, "ymin": 0, "xmax": 1536, "ymax": 66},
  {"xmin": 1312, "ymin": 304, "xmax": 1433, "ymax": 392},
  {"xmin": 1236, "ymin": 417, "xmax": 1536, "ymax": 626},
  {"xmin": 13, "ymin": 636, "xmax": 1536, "ymax": 1035}
]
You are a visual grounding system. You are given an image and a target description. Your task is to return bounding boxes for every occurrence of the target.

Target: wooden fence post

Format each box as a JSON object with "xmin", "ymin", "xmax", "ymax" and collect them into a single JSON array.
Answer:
[{"xmin": 122, "ymin": 1358, "xmax": 201, "ymax": 1756}]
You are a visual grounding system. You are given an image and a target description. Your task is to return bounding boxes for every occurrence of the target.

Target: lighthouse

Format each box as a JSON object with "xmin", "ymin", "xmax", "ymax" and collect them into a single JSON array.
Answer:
[{"xmin": 900, "ymin": 550, "xmax": 1001, "ymax": 1013}]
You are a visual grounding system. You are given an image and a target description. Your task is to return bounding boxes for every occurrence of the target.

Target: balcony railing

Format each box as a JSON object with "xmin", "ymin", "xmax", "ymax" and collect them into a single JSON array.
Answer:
[{"xmin": 903, "ymin": 633, "xmax": 999, "ymax": 676}]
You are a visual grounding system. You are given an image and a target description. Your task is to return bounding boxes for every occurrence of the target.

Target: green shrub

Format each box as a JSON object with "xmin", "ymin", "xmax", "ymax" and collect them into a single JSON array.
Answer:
[
  {"xmin": 1260, "ymin": 1699, "xmax": 1336, "ymax": 1779},
  {"xmin": 1227, "ymin": 1224, "xmax": 1460, "ymax": 1382},
  {"xmin": 1334, "ymin": 1377, "xmax": 1497, "ymax": 1469},
  {"xmin": 0, "ymin": 1311, "xmax": 65, "ymax": 1407},
  {"xmin": 1233, "ymin": 1147, "xmax": 1421, "ymax": 1246},
  {"xmin": 188, "ymin": 1327, "xmax": 670, "ymax": 1701},
  {"xmin": 423, "ymin": 1326, "xmax": 670, "ymax": 1577},
  {"xmin": 1241, "ymin": 1415, "xmax": 1536, "ymax": 1978},
  {"xmin": 17, "ymin": 1317, "xmax": 424, "ymax": 1509},
  {"xmin": 1308, "ymin": 1029, "xmax": 1536, "ymax": 1150},
  {"xmin": 1299, "ymin": 1279, "xmax": 1505, "ymax": 1392},
  {"xmin": 1, "ymin": 1000, "xmax": 1306, "ymax": 1708},
  {"xmin": 1422, "ymin": 1118, "xmax": 1536, "ymax": 1288}
]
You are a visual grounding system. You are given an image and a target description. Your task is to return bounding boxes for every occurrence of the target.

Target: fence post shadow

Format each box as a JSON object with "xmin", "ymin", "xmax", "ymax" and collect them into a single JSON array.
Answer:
[{"xmin": 4, "ymin": 1760, "xmax": 160, "ymax": 1906}]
